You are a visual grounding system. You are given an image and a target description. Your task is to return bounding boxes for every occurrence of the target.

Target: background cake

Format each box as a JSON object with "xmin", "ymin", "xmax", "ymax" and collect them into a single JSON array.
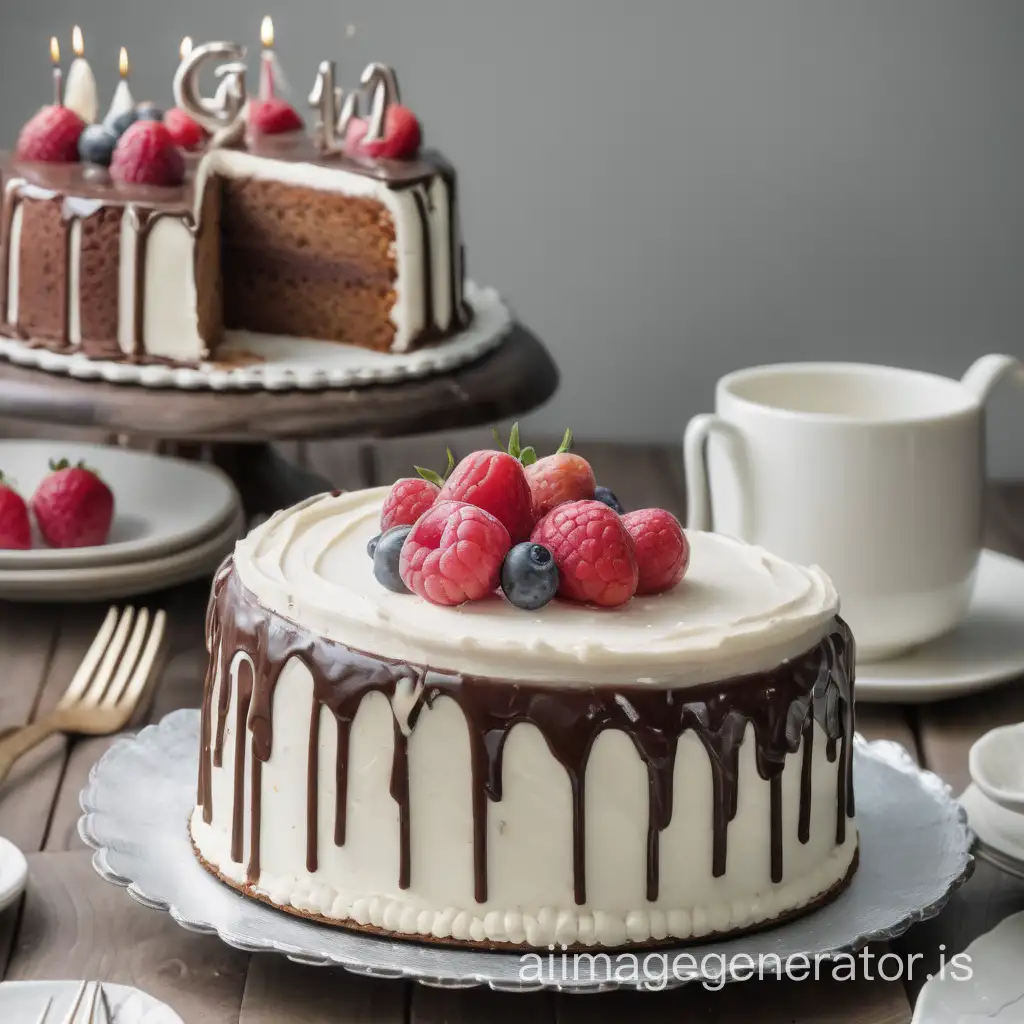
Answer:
[
  {"xmin": 190, "ymin": 438, "xmax": 857, "ymax": 950},
  {"xmin": 0, "ymin": 43, "xmax": 470, "ymax": 365}
]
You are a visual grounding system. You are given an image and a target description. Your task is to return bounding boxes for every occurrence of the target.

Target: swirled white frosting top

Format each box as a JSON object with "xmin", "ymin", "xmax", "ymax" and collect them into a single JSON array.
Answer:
[{"xmin": 233, "ymin": 487, "xmax": 840, "ymax": 686}]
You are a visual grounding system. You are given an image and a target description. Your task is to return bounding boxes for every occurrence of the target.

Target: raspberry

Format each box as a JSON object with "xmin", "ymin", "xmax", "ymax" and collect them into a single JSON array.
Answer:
[
  {"xmin": 438, "ymin": 451, "xmax": 534, "ymax": 542},
  {"xmin": 345, "ymin": 105, "xmax": 422, "ymax": 160},
  {"xmin": 15, "ymin": 105, "xmax": 85, "ymax": 163},
  {"xmin": 525, "ymin": 453, "xmax": 596, "ymax": 518},
  {"xmin": 249, "ymin": 98, "xmax": 304, "ymax": 135},
  {"xmin": 399, "ymin": 500, "xmax": 511, "ymax": 606},
  {"xmin": 531, "ymin": 500, "xmax": 638, "ymax": 607},
  {"xmin": 381, "ymin": 477, "xmax": 440, "ymax": 532},
  {"xmin": 622, "ymin": 509, "xmax": 690, "ymax": 595},
  {"xmin": 110, "ymin": 121, "xmax": 186, "ymax": 186},
  {"xmin": 164, "ymin": 107, "xmax": 207, "ymax": 151}
]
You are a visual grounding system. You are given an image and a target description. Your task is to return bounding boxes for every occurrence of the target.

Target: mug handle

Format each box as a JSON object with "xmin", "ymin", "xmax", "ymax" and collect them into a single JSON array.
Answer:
[
  {"xmin": 682, "ymin": 413, "xmax": 750, "ymax": 534},
  {"xmin": 960, "ymin": 354, "xmax": 1023, "ymax": 403}
]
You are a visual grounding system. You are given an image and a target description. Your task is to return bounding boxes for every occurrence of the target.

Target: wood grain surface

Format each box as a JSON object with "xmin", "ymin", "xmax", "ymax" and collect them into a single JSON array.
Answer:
[{"xmin": 0, "ymin": 430, "xmax": 1021, "ymax": 1022}]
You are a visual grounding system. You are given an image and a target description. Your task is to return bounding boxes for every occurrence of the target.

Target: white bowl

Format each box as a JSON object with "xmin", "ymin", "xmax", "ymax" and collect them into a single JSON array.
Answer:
[{"xmin": 969, "ymin": 723, "xmax": 1024, "ymax": 815}]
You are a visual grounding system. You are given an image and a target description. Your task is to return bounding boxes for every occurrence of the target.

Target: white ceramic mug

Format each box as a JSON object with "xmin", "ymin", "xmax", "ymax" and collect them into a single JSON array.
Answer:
[{"xmin": 683, "ymin": 355, "xmax": 1022, "ymax": 662}]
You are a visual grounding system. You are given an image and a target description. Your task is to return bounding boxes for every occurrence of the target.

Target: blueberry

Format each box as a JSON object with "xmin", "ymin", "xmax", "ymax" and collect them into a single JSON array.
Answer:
[
  {"xmin": 500, "ymin": 543, "xmax": 560, "ymax": 610},
  {"xmin": 367, "ymin": 533, "xmax": 382, "ymax": 559},
  {"xmin": 106, "ymin": 109, "xmax": 138, "ymax": 138},
  {"xmin": 77, "ymin": 124, "xmax": 118, "ymax": 167},
  {"xmin": 135, "ymin": 102, "xmax": 164, "ymax": 122},
  {"xmin": 373, "ymin": 525, "xmax": 412, "ymax": 593},
  {"xmin": 594, "ymin": 486, "xmax": 625, "ymax": 515}
]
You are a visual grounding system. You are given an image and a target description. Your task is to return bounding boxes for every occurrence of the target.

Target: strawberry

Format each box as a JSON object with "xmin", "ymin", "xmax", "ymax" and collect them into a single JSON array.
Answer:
[
  {"xmin": 110, "ymin": 121, "xmax": 186, "ymax": 187},
  {"xmin": 0, "ymin": 473, "xmax": 31, "ymax": 550},
  {"xmin": 164, "ymin": 107, "xmax": 208, "ymax": 151},
  {"xmin": 399, "ymin": 500, "xmax": 511, "ymax": 605},
  {"xmin": 622, "ymin": 509, "xmax": 690, "ymax": 595},
  {"xmin": 248, "ymin": 98, "xmax": 304, "ymax": 135},
  {"xmin": 524, "ymin": 429, "xmax": 596, "ymax": 518},
  {"xmin": 531, "ymin": 500, "xmax": 638, "ymax": 607},
  {"xmin": 380, "ymin": 449, "xmax": 454, "ymax": 531},
  {"xmin": 345, "ymin": 104, "xmax": 422, "ymax": 160},
  {"xmin": 15, "ymin": 105, "xmax": 86, "ymax": 163},
  {"xmin": 438, "ymin": 447, "xmax": 534, "ymax": 543},
  {"xmin": 32, "ymin": 459, "xmax": 114, "ymax": 549}
]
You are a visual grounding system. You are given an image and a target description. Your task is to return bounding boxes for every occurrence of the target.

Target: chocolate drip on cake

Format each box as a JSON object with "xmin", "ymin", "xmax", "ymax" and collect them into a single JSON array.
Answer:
[{"xmin": 200, "ymin": 563, "xmax": 856, "ymax": 907}]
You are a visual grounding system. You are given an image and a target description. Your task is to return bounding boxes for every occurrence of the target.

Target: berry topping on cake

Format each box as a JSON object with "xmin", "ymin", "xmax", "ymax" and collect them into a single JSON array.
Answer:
[
  {"xmin": 164, "ymin": 108, "xmax": 208, "ymax": 151},
  {"xmin": 15, "ymin": 105, "xmax": 86, "ymax": 163},
  {"xmin": 500, "ymin": 542, "xmax": 560, "ymax": 610},
  {"xmin": 524, "ymin": 429, "xmax": 596, "ymax": 518},
  {"xmin": 249, "ymin": 97, "xmax": 304, "ymax": 135},
  {"xmin": 135, "ymin": 102, "xmax": 165, "ymax": 122},
  {"xmin": 373, "ymin": 525, "xmax": 413, "ymax": 593},
  {"xmin": 438, "ymin": 448, "xmax": 534, "ymax": 543},
  {"xmin": 531, "ymin": 500, "xmax": 638, "ymax": 608},
  {"xmin": 345, "ymin": 105, "xmax": 422, "ymax": 161},
  {"xmin": 622, "ymin": 509, "xmax": 690, "ymax": 595},
  {"xmin": 77, "ymin": 124, "xmax": 119, "ymax": 168},
  {"xmin": 106, "ymin": 108, "xmax": 138, "ymax": 138},
  {"xmin": 109, "ymin": 121, "xmax": 186, "ymax": 186},
  {"xmin": 399, "ymin": 500, "xmax": 511, "ymax": 606},
  {"xmin": 380, "ymin": 449, "xmax": 454, "ymax": 532},
  {"xmin": 31, "ymin": 459, "xmax": 114, "ymax": 549},
  {"xmin": 0, "ymin": 473, "xmax": 31, "ymax": 551},
  {"xmin": 594, "ymin": 485, "xmax": 625, "ymax": 515}
]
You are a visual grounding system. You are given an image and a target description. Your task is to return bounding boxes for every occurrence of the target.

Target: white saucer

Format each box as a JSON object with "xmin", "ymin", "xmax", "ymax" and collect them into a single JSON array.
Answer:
[
  {"xmin": 0, "ymin": 441, "xmax": 239, "ymax": 570},
  {"xmin": 0, "ymin": 837, "xmax": 27, "ymax": 914},
  {"xmin": 0, "ymin": 980, "xmax": 182, "ymax": 1023},
  {"xmin": 0, "ymin": 506, "xmax": 244, "ymax": 602},
  {"xmin": 0, "ymin": 282, "xmax": 511, "ymax": 392},
  {"xmin": 857, "ymin": 550, "xmax": 1024, "ymax": 703},
  {"xmin": 960, "ymin": 784, "xmax": 1024, "ymax": 879},
  {"xmin": 912, "ymin": 910, "xmax": 1024, "ymax": 1023}
]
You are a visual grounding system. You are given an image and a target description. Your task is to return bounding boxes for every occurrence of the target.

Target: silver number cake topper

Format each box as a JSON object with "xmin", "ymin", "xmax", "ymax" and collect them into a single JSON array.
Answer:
[
  {"xmin": 308, "ymin": 59, "xmax": 400, "ymax": 154},
  {"xmin": 173, "ymin": 41, "xmax": 249, "ymax": 149}
]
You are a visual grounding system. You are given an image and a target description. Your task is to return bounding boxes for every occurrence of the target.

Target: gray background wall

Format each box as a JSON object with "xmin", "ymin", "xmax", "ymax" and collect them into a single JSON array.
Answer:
[{"xmin": 1, "ymin": 0, "xmax": 1021, "ymax": 475}]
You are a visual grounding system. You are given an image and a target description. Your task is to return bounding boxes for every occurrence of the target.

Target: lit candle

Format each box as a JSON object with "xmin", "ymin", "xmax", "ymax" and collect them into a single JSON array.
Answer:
[
  {"xmin": 104, "ymin": 46, "xmax": 135, "ymax": 124},
  {"xmin": 63, "ymin": 26, "xmax": 98, "ymax": 122},
  {"xmin": 50, "ymin": 37, "xmax": 63, "ymax": 107},
  {"xmin": 259, "ymin": 16, "xmax": 275, "ymax": 100}
]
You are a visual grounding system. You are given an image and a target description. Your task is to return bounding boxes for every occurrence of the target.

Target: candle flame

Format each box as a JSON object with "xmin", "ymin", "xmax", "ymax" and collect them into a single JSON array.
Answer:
[
  {"xmin": 50, "ymin": 36, "xmax": 60, "ymax": 66},
  {"xmin": 119, "ymin": 46, "xmax": 129, "ymax": 78},
  {"xmin": 261, "ymin": 15, "xmax": 274, "ymax": 49},
  {"xmin": 72, "ymin": 25, "xmax": 84, "ymax": 58},
  {"xmin": 180, "ymin": 36, "xmax": 193, "ymax": 60}
]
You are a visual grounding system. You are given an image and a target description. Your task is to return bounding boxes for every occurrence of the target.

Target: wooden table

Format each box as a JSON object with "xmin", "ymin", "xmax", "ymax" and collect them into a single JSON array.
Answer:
[{"xmin": 0, "ymin": 430, "xmax": 1022, "ymax": 1023}]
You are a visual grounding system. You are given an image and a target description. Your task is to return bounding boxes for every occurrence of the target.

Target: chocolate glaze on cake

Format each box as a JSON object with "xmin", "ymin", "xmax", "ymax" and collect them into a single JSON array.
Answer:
[{"xmin": 199, "ymin": 560, "xmax": 856, "ymax": 909}]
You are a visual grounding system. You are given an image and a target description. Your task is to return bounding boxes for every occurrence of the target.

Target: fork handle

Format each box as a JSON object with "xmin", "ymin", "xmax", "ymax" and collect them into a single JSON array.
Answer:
[{"xmin": 0, "ymin": 717, "xmax": 62, "ymax": 789}]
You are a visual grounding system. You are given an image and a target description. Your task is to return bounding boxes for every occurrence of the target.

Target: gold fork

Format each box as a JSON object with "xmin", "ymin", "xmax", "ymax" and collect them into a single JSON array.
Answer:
[{"xmin": 0, "ymin": 607, "xmax": 167, "ymax": 788}]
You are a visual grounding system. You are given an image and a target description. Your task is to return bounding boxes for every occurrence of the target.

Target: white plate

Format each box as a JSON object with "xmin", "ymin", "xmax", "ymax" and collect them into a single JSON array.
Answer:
[
  {"xmin": 857, "ymin": 550, "xmax": 1024, "ymax": 703},
  {"xmin": 0, "ymin": 980, "xmax": 182, "ymax": 1023},
  {"xmin": 0, "ymin": 441, "xmax": 239, "ymax": 571},
  {"xmin": 0, "ymin": 506, "xmax": 244, "ymax": 602},
  {"xmin": 912, "ymin": 910, "xmax": 1024, "ymax": 1023},
  {"xmin": 0, "ymin": 836, "xmax": 27, "ymax": 913},
  {"xmin": 960, "ymin": 784, "xmax": 1024, "ymax": 877},
  {"xmin": 0, "ymin": 283, "xmax": 512, "ymax": 392}
]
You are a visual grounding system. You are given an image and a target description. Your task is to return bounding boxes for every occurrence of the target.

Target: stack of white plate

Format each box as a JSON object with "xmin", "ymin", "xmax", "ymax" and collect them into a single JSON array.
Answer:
[{"xmin": 0, "ymin": 440, "xmax": 243, "ymax": 602}]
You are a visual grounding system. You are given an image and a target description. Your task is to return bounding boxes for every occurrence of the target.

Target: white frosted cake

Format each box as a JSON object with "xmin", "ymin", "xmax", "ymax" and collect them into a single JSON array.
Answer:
[{"xmin": 191, "ymin": 481, "xmax": 858, "ymax": 949}]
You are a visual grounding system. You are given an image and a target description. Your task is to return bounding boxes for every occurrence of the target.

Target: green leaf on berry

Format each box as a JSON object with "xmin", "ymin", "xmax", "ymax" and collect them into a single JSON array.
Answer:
[
  {"xmin": 48, "ymin": 458, "xmax": 95, "ymax": 475},
  {"xmin": 492, "ymin": 426, "xmax": 505, "ymax": 450},
  {"xmin": 507, "ymin": 422, "xmax": 523, "ymax": 460},
  {"xmin": 519, "ymin": 446, "xmax": 538, "ymax": 466},
  {"xmin": 415, "ymin": 448, "xmax": 456, "ymax": 488},
  {"xmin": 554, "ymin": 428, "xmax": 574, "ymax": 454}
]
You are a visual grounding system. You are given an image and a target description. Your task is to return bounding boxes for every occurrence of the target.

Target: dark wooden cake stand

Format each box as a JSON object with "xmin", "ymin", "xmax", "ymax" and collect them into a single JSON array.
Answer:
[{"xmin": 0, "ymin": 325, "xmax": 559, "ymax": 515}]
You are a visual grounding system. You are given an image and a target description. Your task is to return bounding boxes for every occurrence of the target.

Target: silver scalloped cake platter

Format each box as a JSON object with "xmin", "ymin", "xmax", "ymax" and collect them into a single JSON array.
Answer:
[
  {"xmin": 78, "ymin": 709, "xmax": 974, "ymax": 994},
  {"xmin": 0, "ymin": 282, "xmax": 510, "ymax": 392}
]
